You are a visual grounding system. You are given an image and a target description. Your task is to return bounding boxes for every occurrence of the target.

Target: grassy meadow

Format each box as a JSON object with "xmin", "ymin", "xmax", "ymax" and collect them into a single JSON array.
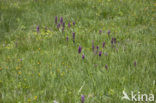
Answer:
[{"xmin": 0, "ymin": 0, "xmax": 156, "ymax": 103}]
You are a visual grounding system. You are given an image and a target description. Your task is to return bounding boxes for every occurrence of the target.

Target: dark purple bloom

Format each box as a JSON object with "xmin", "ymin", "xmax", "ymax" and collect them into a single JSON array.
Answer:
[
  {"xmin": 62, "ymin": 27, "xmax": 64, "ymax": 32},
  {"xmin": 55, "ymin": 16, "xmax": 58, "ymax": 24},
  {"xmin": 92, "ymin": 40, "xmax": 94, "ymax": 52},
  {"xmin": 68, "ymin": 23, "xmax": 71, "ymax": 28},
  {"xmin": 63, "ymin": 22, "xmax": 65, "ymax": 28},
  {"xmin": 108, "ymin": 30, "xmax": 110, "ymax": 36},
  {"xmin": 96, "ymin": 46, "xmax": 99, "ymax": 53},
  {"xmin": 102, "ymin": 42, "xmax": 105, "ymax": 48},
  {"xmin": 95, "ymin": 46, "xmax": 99, "ymax": 54},
  {"xmin": 36, "ymin": 26, "xmax": 39, "ymax": 33},
  {"xmin": 66, "ymin": 36, "xmax": 69, "ymax": 41},
  {"xmin": 134, "ymin": 61, "xmax": 136, "ymax": 67},
  {"xmin": 81, "ymin": 95, "xmax": 85, "ymax": 103},
  {"xmin": 111, "ymin": 38, "xmax": 114, "ymax": 44},
  {"xmin": 111, "ymin": 38, "xmax": 117, "ymax": 45},
  {"xmin": 99, "ymin": 30, "xmax": 102, "ymax": 34},
  {"xmin": 73, "ymin": 32, "xmax": 75, "ymax": 43},
  {"xmin": 96, "ymin": 46, "xmax": 99, "ymax": 50},
  {"xmin": 57, "ymin": 23, "xmax": 60, "ymax": 29},
  {"xmin": 105, "ymin": 64, "xmax": 108, "ymax": 70},
  {"xmin": 78, "ymin": 46, "xmax": 82, "ymax": 54},
  {"xmin": 114, "ymin": 38, "xmax": 116, "ymax": 44},
  {"xmin": 82, "ymin": 54, "xmax": 85, "ymax": 59},
  {"xmin": 60, "ymin": 17, "xmax": 63, "ymax": 24},
  {"xmin": 73, "ymin": 22, "xmax": 75, "ymax": 26},
  {"xmin": 99, "ymin": 51, "xmax": 102, "ymax": 56}
]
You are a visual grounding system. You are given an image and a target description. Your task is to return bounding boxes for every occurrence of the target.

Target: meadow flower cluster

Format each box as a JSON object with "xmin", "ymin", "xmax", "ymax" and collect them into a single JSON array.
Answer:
[
  {"xmin": 34, "ymin": 16, "xmax": 140, "ymax": 80},
  {"xmin": 52, "ymin": 17, "xmax": 121, "ymax": 69},
  {"xmin": 33, "ymin": 16, "xmax": 129, "ymax": 102},
  {"xmin": 35, "ymin": 16, "xmax": 120, "ymax": 71}
]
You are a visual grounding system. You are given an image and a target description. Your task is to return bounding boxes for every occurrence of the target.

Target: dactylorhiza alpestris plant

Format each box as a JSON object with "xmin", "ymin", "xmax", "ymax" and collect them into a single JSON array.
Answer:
[
  {"xmin": 57, "ymin": 23, "xmax": 60, "ymax": 29},
  {"xmin": 63, "ymin": 22, "xmax": 65, "ymax": 28},
  {"xmin": 105, "ymin": 64, "xmax": 108, "ymax": 70},
  {"xmin": 108, "ymin": 30, "xmax": 110, "ymax": 36},
  {"xmin": 99, "ymin": 30, "xmax": 102, "ymax": 34},
  {"xmin": 55, "ymin": 16, "xmax": 58, "ymax": 24},
  {"xmin": 66, "ymin": 36, "xmax": 69, "ymax": 41},
  {"xmin": 82, "ymin": 54, "xmax": 85, "ymax": 59},
  {"xmin": 60, "ymin": 17, "xmax": 63, "ymax": 24},
  {"xmin": 134, "ymin": 61, "xmax": 137, "ymax": 67},
  {"xmin": 73, "ymin": 32, "xmax": 75, "ymax": 43},
  {"xmin": 81, "ymin": 95, "xmax": 85, "ymax": 103},
  {"xmin": 36, "ymin": 26, "xmax": 39, "ymax": 33},
  {"xmin": 68, "ymin": 22, "xmax": 71, "ymax": 28},
  {"xmin": 92, "ymin": 40, "xmax": 94, "ymax": 52},
  {"xmin": 73, "ymin": 21, "xmax": 75, "ymax": 26},
  {"xmin": 99, "ymin": 51, "xmax": 102, "ymax": 56},
  {"xmin": 78, "ymin": 46, "xmax": 82, "ymax": 54}
]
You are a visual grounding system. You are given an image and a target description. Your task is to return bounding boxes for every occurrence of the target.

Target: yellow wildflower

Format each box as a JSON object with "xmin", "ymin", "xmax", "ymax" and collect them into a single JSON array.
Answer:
[
  {"xmin": 108, "ymin": 89, "xmax": 115, "ymax": 95},
  {"xmin": 18, "ymin": 71, "xmax": 21, "ymax": 75},
  {"xmin": 61, "ymin": 72, "xmax": 65, "ymax": 76},
  {"xmin": 34, "ymin": 96, "xmax": 37, "ymax": 100},
  {"xmin": 16, "ymin": 66, "xmax": 20, "ymax": 70},
  {"xmin": 27, "ymin": 99, "xmax": 31, "ymax": 102},
  {"xmin": 38, "ymin": 73, "xmax": 40, "ymax": 76},
  {"xmin": 38, "ymin": 62, "xmax": 41, "ymax": 65}
]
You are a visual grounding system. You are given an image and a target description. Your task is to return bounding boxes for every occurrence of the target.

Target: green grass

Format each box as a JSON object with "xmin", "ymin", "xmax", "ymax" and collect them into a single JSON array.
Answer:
[{"xmin": 0, "ymin": 0, "xmax": 155, "ymax": 103}]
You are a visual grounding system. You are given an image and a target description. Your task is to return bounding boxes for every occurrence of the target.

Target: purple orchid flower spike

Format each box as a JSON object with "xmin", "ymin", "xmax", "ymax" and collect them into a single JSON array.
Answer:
[
  {"xmin": 62, "ymin": 27, "xmax": 64, "ymax": 32},
  {"xmin": 96, "ymin": 46, "xmax": 99, "ymax": 50},
  {"xmin": 78, "ymin": 46, "xmax": 82, "ymax": 54},
  {"xmin": 99, "ymin": 30, "xmax": 102, "ymax": 34},
  {"xmin": 60, "ymin": 17, "xmax": 63, "ymax": 24},
  {"xmin": 95, "ymin": 46, "xmax": 99, "ymax": 54},
  {"xmin": 102, "ymin": 42, "xmax": 105, "ymax": 48},
  {"xmin": 63, "ymin": 22, "xmax": 65, "ymax": 28},
  {"xmin": 66, "ymin": 36, "xmax": 69, "ymax": 41},
  {"xmin": 57, "ymin": 23, "xmax": 60, "ymax": 29},
  {"xmin": 73, "ymin": 22, "xmax": 75, "ymax": 26},
  {"xmin": 114, "ymin": 38, "xmax": 116, "ymax": 44},
  {"xmin": 36, "ymin": 26, "xmax": 39, "ymax": 33},
  {"xmin": 105, "ymin": 64, "xmax": 108, "ymax": 70},
  {"xmin": 73, "ymin": 32, "xmax": 75, "ymax": 43},
  {"xmin": 99, "ymin": 51, "xmax": 102, "ymax": 56},
  {"xmin": 82, "ymin": 54, "xmax": 85, "ymax": 59},
  {"xmin": 111, "ymin": 38, "xmax": 114, "ymax": 44},
  {"xmin": 55, "ymin": 16, "xmax": 58, "ymax": 24},
  {"xmin": 81, "ymin": 95, "xmax": 85, "ymax": 103},
  {"xmin": 92, "ymin": 40, "xmax": 94, "ymax": 52},
  {"xmin": 111, "ymin": 38, "xmax": 117, "ymax": 46},
  {"xmin": 134, "ymin": 61, "xmax": 136, "ymax": 67},
  {"xmin": 108, "ymin": 30, "xmax": 110, "ymax": 36},
  {"xmin": 68, "ymin": 23, "xmax": 71, "ymax": 28}
]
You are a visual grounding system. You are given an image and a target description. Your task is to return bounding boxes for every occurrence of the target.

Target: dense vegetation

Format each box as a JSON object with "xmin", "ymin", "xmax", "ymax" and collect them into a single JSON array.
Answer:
[{"xmin": 0, "ymin": 0, "xmax": 155, "ymax": 102}]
